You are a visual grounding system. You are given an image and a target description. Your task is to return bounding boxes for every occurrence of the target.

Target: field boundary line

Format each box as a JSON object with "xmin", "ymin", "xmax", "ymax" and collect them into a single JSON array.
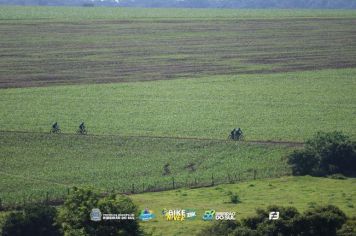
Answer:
[{"xmin": 0, "ymin": 130, "xmax": 304, "ymax": 147}]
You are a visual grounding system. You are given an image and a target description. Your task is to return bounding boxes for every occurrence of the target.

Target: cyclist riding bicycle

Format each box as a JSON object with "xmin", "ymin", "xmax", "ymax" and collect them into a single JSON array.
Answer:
[
  {"xmin": 230, "ymin": 128, "xmax": 236, "ymax": 139},
  {"xmin": 78, "ymin": 122, "xmax": 87, "ymax": 135},
  {"xmin": 79, "ymin": 122, "xmax": 85, "ymax": 131},
  {"xmin": 235, "ymin": 128, "xmax": 242, "ymax": 138},
  {"xmin": 51, "ymin": 122, "xmax": 60, "ymax": 133},
  {"xmin": 52, "ymin": 122, "xmax": 59, "ymax": 129},
  {"xmin": 230, "ymin": 127, "xmax": 243, "ymax": 140}
]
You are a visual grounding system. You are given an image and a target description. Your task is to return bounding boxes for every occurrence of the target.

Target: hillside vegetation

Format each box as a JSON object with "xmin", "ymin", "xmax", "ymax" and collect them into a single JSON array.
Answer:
[{"xmin": 131, "ymin": 176, "xmax": 356, "ymax": 236}]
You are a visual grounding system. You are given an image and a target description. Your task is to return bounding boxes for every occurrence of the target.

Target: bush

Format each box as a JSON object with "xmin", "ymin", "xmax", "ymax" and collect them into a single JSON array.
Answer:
[
  {"xmin": 199, "ymin": 205, "xmax": 348, "ymax": 236},
  {"xmin": 287, "ymin": 150, "xmax": 319, "ymax": 175},
  {"xmin": 199, "ymin": 220, "xmax": 240, "ymax": 236},
  {"xmin": 230, "ymin": 193, "xmax": 241, "ymax": 204},
  {"xmin": 57, "ymin": 187, "xmax": 141, "ymax": 236},
  {"xmin": 1, "ymin": 204, "xmax": 60, "ymax": 236},
  {"xmin": 288, "ymin": 131, "xmax": 356, "ymax": 176},
  {"xmin": 293, "ymin": 205, "xmax": 347, "ymax": 236},
  {"xmin": 337, "ymin": 218, "xmax": 356, "ymax": 236}
]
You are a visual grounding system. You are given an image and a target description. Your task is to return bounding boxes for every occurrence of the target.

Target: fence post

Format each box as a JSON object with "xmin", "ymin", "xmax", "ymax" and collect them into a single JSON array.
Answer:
[
  {"xmin": 211, "ymin": 174, "xmax": 214, "ymax": 186},
  {"xmin": 142, "ymin": 183, "xmax": 145, "ymax": 192},
  {"xmin": 132, "ymin": 183, "xmax": 135, "ymax": 194},
  {"xmin": 172, "ymin": 177, "xmax": 175, "ymax": 189},
  {"xmin": 46, "ymin": 192, "xmax": 49, "ymax": 204},
  {"xmin": 0, "ymin": 198, "xmax": 2, "ymax": 210},
  {"xmin": 253, "ymin": 169, "xmax": 257, "ymax": 180},
  {"xmin": 194, "ymin": 177, "xmax": 197, "ymax": 186},
  {"xmin": 67, "ymin": 188, "xmax": 70, "ymax": 195}
]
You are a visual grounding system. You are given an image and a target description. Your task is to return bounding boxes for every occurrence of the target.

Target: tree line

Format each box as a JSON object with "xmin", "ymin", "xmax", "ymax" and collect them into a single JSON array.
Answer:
[
  {"xmin": 199, "ymin": 205, "xmax": 356, "ymax": 236},
  {"xmin": 1, "ymin": 0, "xmax": 356, "ymax": 8}
]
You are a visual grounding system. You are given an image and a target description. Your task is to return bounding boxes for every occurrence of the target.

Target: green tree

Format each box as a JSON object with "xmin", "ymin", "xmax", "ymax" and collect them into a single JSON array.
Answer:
[
  {"xmin": 287, "ymin": 150, "xmax": 319, "ymax": 175},
  {"xmin": 2, "ymin": 204, "xmax": 60, "ymax": 236},
  {"xmin": 337, "ymin": 218, "xmax": 356, "ymax": 236},
  {"xmin": 57, "ymin": 187, "xmax": 141, "ymax": 236},
  {"xmin": 199, "ymin": 205, "xmax": 348, "ymax": 236},
  {"xmin": 293, "ymin": 205, "xmax": 347, "ymax": 236},
  {"xmin": 244, "ymin": 206, "xmax": 300, "ymax": 235},
  {"xmin": 288, "ymin": 131, "xmax": 356, "ymax": 176},
  {"xmin": 198, "ymin": 220, "xmax": 240, "ymax": 236}
]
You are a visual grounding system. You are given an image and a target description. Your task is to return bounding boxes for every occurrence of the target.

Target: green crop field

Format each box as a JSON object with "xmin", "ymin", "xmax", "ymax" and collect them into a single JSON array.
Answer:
[
  {"xmin": 0, "ymin": 6, "xmax": 356, "ymax": 235},
  {"xmin": 131, "ymin": 176, "xmax": 356, "ymax": 236},
  {"xmin": 0, "ymin": 69, "xmax": 355, "ymax": 141},
  {"xmin": 0, "ymin": 131, "xmax": 290, "ymax": 206}
]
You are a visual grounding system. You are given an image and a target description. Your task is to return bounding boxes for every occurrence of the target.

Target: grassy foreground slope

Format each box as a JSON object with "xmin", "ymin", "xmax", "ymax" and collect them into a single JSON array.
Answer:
[
  {"xmin": 1, "ymin": 7, "xmax": 356, "ymax": 87},
  {"xmin": 0, "ymin": 131, "xmax": 290, "ymax": 205},
  {"xmin": 1, "ymin": 69, "xmax": 355, "ymax": 141},
  {"xmin": 131, "ymin": 176, "xmax": 356, "ymax": 236}
]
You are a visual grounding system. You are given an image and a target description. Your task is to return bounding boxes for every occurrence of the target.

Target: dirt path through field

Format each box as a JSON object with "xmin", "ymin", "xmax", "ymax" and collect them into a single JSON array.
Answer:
[{"xmin": 0, "ymin": 130, "xmax": 304, "ymax": 147}]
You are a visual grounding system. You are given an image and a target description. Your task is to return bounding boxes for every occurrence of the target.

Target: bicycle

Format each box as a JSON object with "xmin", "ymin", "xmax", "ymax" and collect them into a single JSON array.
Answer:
[
  {"xmin": 228, "ymin": 133, "xmax": 244, "ymax": 141},
  {"xmin": 50, "ymin": 127, "xmax": 61, "ymax": 134},
  {"xmin": 76, "ymin": 128, "xmax": 87, "ymax": 135}
]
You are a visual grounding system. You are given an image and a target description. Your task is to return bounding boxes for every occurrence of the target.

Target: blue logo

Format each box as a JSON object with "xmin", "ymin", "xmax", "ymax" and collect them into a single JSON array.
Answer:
[
  {"xmin": 139, "ymin": 208, "xmax": 156, "ymax": 221},
  {"xmin": 202, "ymin": 210, "xmax": 216, "ymax": 221},
  {"xmin": 185, "ymin": 209, "xmax": 197, "ymax": 220},
  {"xmin": 90, "ymin": 208, "xmax": 102, "ymax": 221}
]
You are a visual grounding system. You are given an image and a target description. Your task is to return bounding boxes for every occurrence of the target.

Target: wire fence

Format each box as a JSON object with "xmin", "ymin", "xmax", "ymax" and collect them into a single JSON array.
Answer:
[{"xmin": 0, "ymin": 168, "xmax": 291, "ymax": 211}]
